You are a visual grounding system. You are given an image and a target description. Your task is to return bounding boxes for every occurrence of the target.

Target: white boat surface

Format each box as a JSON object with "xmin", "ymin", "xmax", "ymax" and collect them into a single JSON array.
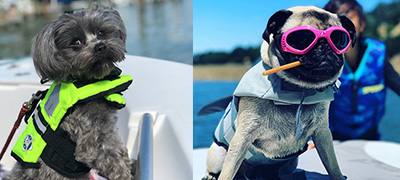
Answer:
[
  {"xmin": 0, "ymin": 55, "xmax": 193, "ymax": 180},
  {"xmin": 194, "ymin": 141, "xmax": 400, "ymax": 179}
]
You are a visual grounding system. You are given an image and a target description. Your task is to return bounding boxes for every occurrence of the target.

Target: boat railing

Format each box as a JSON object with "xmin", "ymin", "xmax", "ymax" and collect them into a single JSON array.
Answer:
[{"xmin": 136, "ymin": 113, "xmax": 153, "ymax": 180}]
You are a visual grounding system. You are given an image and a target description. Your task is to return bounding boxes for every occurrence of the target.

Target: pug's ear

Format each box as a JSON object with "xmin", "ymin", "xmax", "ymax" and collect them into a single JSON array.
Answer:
[
  {"xmin": 263, "ymin": 10, "xmax": 293, "ymax": 44},
  {"xmin": 338, "ymin": 14, "xmax": 356, "ymax": 47}
]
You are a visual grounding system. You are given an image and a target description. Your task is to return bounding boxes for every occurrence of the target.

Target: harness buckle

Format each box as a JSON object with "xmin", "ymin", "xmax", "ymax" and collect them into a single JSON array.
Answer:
[
  {"xmin": 24, "ymin": 92, "xmax": 43, "ymax": 110},
  {"xmin": 23, "ymin": 90, "xmax": 47, "ymax": 124}
]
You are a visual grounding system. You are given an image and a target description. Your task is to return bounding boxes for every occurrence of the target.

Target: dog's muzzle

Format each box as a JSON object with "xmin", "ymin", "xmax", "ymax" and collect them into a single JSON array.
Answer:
[{"xmin": 95, "ymin": 43, "xmax": 107, "ymax": 54}]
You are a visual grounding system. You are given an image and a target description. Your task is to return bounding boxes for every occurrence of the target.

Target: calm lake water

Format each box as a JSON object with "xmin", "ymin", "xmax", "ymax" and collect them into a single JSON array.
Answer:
[
  {"xmin": 193, "ymin": 81, "xmax": 400, "ymax": 149},
  {"xmin": 0, "ymin": 0, "xmax": 192, "ymax": 64},
  {"xmin": 193, "ymin": 81, "xmax": 238, "ymax": 148}
]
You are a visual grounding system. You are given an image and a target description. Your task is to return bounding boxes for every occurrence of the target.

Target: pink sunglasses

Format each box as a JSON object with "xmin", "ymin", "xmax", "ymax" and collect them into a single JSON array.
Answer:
[{"xmin": 279, "ymin": 26, "xmax": 351, "ymax": 55}]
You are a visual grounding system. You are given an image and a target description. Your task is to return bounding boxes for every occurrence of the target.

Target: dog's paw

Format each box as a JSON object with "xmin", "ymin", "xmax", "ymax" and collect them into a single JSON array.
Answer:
[
  {"xmin": 202, "ymin": 175, "xmax": 217, "ymax": 180},
  {"xmin": 202, "ymin": 172, "xmax": 219, "ymax": 180}
]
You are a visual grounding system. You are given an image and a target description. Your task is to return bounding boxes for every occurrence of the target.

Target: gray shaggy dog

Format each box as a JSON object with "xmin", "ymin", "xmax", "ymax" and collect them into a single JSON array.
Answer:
[{"xmin": 3, "ymin": 7, "xmax": 135, "ymax": 180}]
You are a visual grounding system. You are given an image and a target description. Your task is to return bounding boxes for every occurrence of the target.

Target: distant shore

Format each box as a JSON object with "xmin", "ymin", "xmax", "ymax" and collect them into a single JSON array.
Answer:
[
  {"xmin": 193, "ymin": 63, "xmax": 250, "ymax": 81},
  {"xmin": 194, "ymin": 55, "xmax": 400, "ymax": 81}
]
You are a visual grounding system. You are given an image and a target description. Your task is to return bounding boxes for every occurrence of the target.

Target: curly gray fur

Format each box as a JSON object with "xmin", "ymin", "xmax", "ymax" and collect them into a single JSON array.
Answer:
[
  {"xmin": 3, "ymin": 7, "xmax": 135, "ymax": 180},
  {"xmin": 32, "ymin": 7, "xmax": 127, "ymax": 83}
]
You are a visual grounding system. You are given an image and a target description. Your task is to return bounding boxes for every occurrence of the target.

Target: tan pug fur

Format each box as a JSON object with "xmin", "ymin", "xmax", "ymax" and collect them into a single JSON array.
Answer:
[{"xmin": 204, "ymin": 6, "xmax": 356, "ymax": 180}]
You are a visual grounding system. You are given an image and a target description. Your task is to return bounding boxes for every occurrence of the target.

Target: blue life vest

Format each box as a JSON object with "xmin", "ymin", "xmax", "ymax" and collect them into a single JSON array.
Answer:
[{"xmin": 329, "ymin": 38, "xmax": 386, "ymax": 139}]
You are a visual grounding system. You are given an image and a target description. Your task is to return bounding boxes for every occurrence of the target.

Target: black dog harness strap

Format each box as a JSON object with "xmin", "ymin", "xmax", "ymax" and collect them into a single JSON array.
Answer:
[{"xmin": 37, "ymin": 106, "xmax": 91, "ymax": 177}]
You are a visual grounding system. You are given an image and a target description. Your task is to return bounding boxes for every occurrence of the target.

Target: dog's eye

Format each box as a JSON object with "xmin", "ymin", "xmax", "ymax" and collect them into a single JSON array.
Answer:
[
  {"xmin": 98, "ymin": 30, "xmax": 106, "ymax": 37},
  {"xmin": 69, "ymin": 39, "xmax": 84, "ymax": 49},
  {"xmin": 71, "ymin": 39, "xmax": 82, "ymax": 46}
]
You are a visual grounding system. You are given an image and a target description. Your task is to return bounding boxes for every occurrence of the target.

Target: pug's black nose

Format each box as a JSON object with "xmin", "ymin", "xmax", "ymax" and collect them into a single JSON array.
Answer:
[
  {"xmin": 95, "ymin": 43, "xmax": 107, "ymax": 53},
  {"xmin": 300, "ymin": 39, "xmax": 331, "ymax": 68}
]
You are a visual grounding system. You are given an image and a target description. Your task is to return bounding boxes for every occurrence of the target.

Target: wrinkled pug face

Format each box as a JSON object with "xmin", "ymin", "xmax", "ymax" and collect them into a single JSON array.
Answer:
[
  {"xmin": 32, "ymin": 8, "xmax": 127, "ymax": 83},
  {"xmin": 261, "ymin": 6, "xmax": 356, "ymax": 89}
]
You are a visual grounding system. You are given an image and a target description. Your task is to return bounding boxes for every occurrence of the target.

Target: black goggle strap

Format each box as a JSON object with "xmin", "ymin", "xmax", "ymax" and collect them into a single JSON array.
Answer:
[{"xmin": 273, "ymin": 34, "xmax": 292, "ymax": 62}]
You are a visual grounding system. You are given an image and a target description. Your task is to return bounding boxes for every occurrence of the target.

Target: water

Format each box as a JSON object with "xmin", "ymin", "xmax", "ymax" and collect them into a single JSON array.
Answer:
[
  {"xmin": 193, "ymin": 81, "xmax": 238, "ymax": 148},
  {"xmin": 117, "ymin": 0, "xmax": 193, "ymax": 64},
  {"xmin": 193, "ymin": 81, "xmax": 400, "ymax": 149},
  {"xmin": 0, "ymin": 0, "xmax": 192, "ymax": 64},
  {"xmin": 0, "ymin": 16, "xmax": 48, "ymax": 60}
]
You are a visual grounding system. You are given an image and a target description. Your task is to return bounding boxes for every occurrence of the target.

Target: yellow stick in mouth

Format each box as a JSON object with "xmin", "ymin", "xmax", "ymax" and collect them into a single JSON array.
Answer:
[{"xmin": 262, "ymin": 61, "xmax": 302, "ymax": 76}]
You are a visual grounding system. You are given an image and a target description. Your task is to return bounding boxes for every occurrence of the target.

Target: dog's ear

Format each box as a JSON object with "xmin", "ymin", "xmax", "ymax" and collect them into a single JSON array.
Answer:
[
  {"xmin": 338, "ymin": 14, "xmax": 356, "ymax": 47},
  {"xmin": 111, "ymin": 9, "xmax": 127, "ymax": 42},
  {"xmin": 32, "ymin": 19, "xmax": 71, "ymax": 83},
  {"xmin": 262, "ymin": 10, "xmax": 293, "ymax": 44}
]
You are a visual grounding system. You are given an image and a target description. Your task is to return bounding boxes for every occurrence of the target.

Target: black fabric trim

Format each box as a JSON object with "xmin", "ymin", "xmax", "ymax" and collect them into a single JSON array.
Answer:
[
  {"xmin": 274, "ymin": 143, "xmax": 308, "ymax": 160},
  {"xmin": 280, "ymin": 79, "xmax": 304, "ymax": 92},
  {"xmin": 72, "ymin": 68, "xmax": 122, "ymax": 88},
  {"xmin": 73, "ymin": 75, "xmax": 120, "ymax": 88},
  {"xmin": 105, "ymin": 100, "xmax": 126, "ymax": 109},
  {"xmin": 40, "ymin": 127, "xmax": 90, "ymax": 178},
  {"xmin": 213, "ymin": 135, "xmax": 229, "ymax": 151},
  {"xmin": 11, "ymin": 151, "xmax": 40, "ymax": 169},
  {"xmin": 75, "ymin": 79, "xmax": 133, "ymax": 105}
]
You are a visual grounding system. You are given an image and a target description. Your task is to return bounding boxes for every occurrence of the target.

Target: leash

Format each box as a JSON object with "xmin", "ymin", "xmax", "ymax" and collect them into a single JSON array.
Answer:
[{"xmin": 0, "ymin": 90, "xmax": 46, "ymax": 161}]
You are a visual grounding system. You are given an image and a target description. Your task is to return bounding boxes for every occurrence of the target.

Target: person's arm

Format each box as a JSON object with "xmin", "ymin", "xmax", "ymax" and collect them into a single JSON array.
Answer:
[{"xmin": 384, "ymin": 59, "xmax": 400, "ymax": 96}]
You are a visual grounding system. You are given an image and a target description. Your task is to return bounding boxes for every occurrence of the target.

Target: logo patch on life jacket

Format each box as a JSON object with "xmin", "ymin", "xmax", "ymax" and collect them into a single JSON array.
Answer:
[
  {"xmin": 23, "ymin": 134, "xmax": 34, "ymax": 154},
  {"xmin": 362, "ymin": 84, "xmax": 384, "ymax": 95}
]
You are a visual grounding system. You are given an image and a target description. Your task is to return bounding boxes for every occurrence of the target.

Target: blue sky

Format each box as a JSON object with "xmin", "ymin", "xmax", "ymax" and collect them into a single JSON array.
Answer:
[{"xmin": 193, "ymin": 0, "xmax": 395, "ymax": 55}]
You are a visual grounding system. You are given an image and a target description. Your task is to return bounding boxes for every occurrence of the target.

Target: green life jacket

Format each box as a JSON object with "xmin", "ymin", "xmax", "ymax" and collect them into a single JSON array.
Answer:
[{"xmin": 11, "ymin": 75, "xmax": 133, "ymax": 178}]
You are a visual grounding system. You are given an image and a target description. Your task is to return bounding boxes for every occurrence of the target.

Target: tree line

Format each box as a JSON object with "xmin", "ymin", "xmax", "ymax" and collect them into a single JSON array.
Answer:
[{"xmin": 193, "ymin": 46, "xmax": 261, "ymax": 65}]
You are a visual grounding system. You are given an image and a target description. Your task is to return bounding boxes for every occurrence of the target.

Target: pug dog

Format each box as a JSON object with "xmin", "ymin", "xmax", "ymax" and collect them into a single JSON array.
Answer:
[
  {"xmin": 203, "ymin": 6, "xmax": 355, "ymax": 180},
  {"xmin": 3, "ymin": 7, "xmax": 135, "ymax": 180}
]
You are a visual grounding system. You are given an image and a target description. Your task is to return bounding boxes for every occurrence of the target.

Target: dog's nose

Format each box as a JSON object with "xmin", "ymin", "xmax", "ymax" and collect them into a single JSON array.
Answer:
[{"xmin": 95, "ymin": 43, "xmax": 107, "ymax": 53}]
